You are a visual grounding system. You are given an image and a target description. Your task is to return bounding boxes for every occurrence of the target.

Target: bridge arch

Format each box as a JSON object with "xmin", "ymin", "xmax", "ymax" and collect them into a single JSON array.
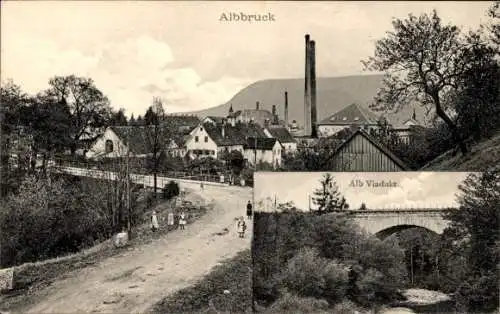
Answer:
[
  {"xmin": 351, "ymin": 209, "xmax": 450, "ymax": 239},
  {"xmin": 375, "ymin": 225, "xmax": 439, "ymax": 240}
]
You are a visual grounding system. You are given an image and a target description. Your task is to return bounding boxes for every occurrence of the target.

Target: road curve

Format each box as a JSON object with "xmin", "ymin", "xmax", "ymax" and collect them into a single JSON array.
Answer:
[{"xmin": 19, "ymin": 186, "xmax": 252, "ymax": 314}]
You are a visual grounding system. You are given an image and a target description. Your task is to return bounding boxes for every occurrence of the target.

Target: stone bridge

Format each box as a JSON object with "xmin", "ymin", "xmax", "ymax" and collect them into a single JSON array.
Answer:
[{"xmin": 346, "ymin": 208, "xmax": 455, "ymax": 239}]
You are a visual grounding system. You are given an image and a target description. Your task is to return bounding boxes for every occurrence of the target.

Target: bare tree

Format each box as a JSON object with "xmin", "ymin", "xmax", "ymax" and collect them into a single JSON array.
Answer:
[{"xmin": 144, "ymin": 97, "xmax": 169, "ymax": 198}]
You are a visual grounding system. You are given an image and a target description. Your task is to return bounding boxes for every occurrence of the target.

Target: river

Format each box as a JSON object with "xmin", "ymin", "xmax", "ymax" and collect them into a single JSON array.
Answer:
[{"xmin": 379, "ymin": 288, "xmax": 454, "ymax": 314}]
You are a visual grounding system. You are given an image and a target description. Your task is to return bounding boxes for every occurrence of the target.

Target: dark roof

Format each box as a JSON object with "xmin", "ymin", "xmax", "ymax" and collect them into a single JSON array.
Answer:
[
  {"xmin": 230, "ymin": 109, "xmax": 274, "ymax": 126},
  {"xmin": 171, "ymin": 134, "xmax": 191, "ymax": 147},
  {"xmin": 330, "ymin": 129, "xmax": 410, "ymax": 170},
  {"xmin": 318, "ymin": 103, "xmax": 380, "ymax": 126},
  {"xmin": 162, "ymin": 114, "xmax": 200, "ymax": 127},
  {"xmin": 203, "ymin": 122, "xmax": 268, "ymax": 146},
  {"xmin": 266, "ymin": 126, "xmax": 296, "ymax": 143},
  {"xmin": 244, "ymin": 137, "xmax": 278, "ymax": 150},
  {"xmin": 205, "ymin": 116, "xmax": 225, "ymax": 124},
  {"xmin": 110, "ymin": 126, "xmax": 172, "ymax": 155}
]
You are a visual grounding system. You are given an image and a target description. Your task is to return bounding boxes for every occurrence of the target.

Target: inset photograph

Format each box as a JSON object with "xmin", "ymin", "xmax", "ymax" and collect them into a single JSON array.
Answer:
[{"xmin": 252, "ymin": 171, "xmax": 499, "ymax": 313}]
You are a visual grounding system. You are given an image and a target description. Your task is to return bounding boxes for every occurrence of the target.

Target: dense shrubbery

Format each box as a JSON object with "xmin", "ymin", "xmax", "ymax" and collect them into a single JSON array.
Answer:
[
  {"xmin": 253, "ymin": 212, "xmax": 407, "ymax": 311},
  {"xmin": 278, "ymin": 248, "xmax": 349, "ymax": 305},
  {"xmin": 0, "ymin": 174, "xmax": 108, "ymax": 267},
  {"xmin": 0, "ymin": 173, "xmax": 149, "ymax": 268},
  {"xmin": 442, "ymin": 171, "xmax": 500, "ymax": 312},
  {"xmin": 162, "ymin": 181, "xmax": 180, "ymax": 200}
]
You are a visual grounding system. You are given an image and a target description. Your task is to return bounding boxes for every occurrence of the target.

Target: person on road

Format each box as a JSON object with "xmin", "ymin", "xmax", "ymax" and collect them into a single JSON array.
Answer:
[
  {"xmin": 179, "ymin": 211, "xmax": 186, "ymax": 230},
  {"xmin": 246, "ymin": 200, "xmax": 253, "ymax": 220},
  {"xmin": 151, "ymin": 210, "xmax": 159, "ymax": 232},
  {"xmin": 237, "ymin": 217, "xmax": 246, "ymax": 238}
]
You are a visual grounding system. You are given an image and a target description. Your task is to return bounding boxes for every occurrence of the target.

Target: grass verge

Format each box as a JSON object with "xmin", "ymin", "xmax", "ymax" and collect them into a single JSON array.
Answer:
[
  {"xmin": 0, "ymin": 191, "xmax": 211, "ymax": 312},
  {"xmin": 151, "ymin": 249, "xmax": 252, "ymax": 314},
  {"xmin": 422, "ymin": 132, "xmax": 500, "ymax": 171}
]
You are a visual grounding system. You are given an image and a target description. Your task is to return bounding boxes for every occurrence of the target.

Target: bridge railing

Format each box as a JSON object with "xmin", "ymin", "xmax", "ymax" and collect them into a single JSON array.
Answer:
[{"xmin": 51, "ymin": 157, "xmax": 234, "ymax": 184}]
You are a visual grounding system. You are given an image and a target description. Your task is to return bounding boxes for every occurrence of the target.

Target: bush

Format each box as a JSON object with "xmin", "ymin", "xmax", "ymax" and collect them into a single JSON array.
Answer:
[
  {"xmin": 253, "ymin": 212, "xmax": 408, "ymax": 310},
  {"xmin": 0, "ymin": 175, "xmax": 113, "ymax": 268},
  {"xmin": 162, "ymin": 181, "xmax": 179, "ymax": 200},
  {"xmin": 278, "ymin": 248, "xmax": 349, "ymax": 305},
  {"xmin": 264, "ymin": 291, "xmax": 331, "ymax": 314}
]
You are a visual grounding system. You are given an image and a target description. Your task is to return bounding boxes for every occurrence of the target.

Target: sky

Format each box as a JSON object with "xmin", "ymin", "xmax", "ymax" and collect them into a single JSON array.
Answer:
[
  {"xmin": 253, "ymin": 172, "xmax": 475, "ymax": 212},
  {"xmin": 1, "ymin": 1, "xmax": 493, "ymax": 116}
]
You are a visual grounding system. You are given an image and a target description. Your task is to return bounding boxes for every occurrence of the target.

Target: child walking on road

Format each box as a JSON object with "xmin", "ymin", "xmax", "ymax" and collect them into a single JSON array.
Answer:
[
  {"xmin": 237, "ymin": 217, "xmax": 246, "ymax": 238},
  {"xmin": 179, "ymin": 211, "xmax": 186, "ymax": 230},
  {"xmin": 151, "ymin": 210, "xmax": 159, "ymax": 232}
]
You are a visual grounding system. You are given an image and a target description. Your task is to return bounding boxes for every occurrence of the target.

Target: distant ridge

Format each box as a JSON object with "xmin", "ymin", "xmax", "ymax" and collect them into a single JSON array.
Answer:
[{"xmin": 183, "ymin": 74, "xmax": 426, "ymax": 127}]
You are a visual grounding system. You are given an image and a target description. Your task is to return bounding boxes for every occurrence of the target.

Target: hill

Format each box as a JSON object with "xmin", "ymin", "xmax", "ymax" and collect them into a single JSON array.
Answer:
[
  {"xmin": 421, "ymin": 132, "xmax": 500, "ymax": 172},
  {"xmin": 186, "ymin": 74, "xmax": 426, "ymax": 127}
]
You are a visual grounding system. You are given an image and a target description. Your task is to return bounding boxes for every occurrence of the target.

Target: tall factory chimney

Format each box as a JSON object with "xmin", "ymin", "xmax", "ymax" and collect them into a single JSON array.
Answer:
[
  {"xmin": 272, "ymin": 105, "xmax": 278, "ymax": 124},
  {"xmin": 310, "ymin": 40, "xmax": 317, "ymax": 138},
  {"xmin": 304, "ymin": 34, "xmax": 312, "ymax": 137},
  {"xmin": 284, "ymin": 90, "xmax": 289, "ymax": 127}
]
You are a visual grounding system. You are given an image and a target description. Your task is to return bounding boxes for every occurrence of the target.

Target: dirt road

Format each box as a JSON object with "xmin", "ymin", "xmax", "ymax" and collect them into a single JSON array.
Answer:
[{"xmin": 18, "ymin": 186, "xmax": 252, "ymax": 314}]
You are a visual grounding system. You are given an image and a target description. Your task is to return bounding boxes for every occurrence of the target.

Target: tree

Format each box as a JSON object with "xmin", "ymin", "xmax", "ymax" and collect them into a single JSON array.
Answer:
[
  {"xmin": 363, "ymin": 10, "xmax": 472, "ymax": 154},
  {"xmin": 453, "ymin": 32, "xmax": 500, "ymax": 141},
  {"xmin": 444, "ymin": 171, "xmax": 499, "ymax": 312},
  {"xmin": 486, "ymin": 1, "xmax": 500, "ymax": 47},
  {"xmin": 359, "ymin": 203, "xmax": 367, "ymax": 210},
  {"xmin": 135, "ymin": 115, "xmax": 144, "ymax": 126},
  {"xmin": 28, "ymin": 92, "xmax": 72, "ymax": 170},
  {"xmin": 0, "ymin": 80, "xmax": 31, "ymax": 195},
  {"xmin": 46, "ymin": 75, "xmax": 112, "ymax": 155},
  {"xmin": 312, "ymin": 173, "xmax": 348, "ymax": 214},
  {"xmin": 129, "ymin": 114, "xmax": 136, "ymax": 126},
  {"xmin": 224, "ymin": 150, "xmax": 245, "ymax": 176},
  {"xmin": 143, "ymin": 97, "xmax": 170, "ymax": 197},
  {"xmin": 110, "ymin": 108, "xmax": 128, "ymax": 126}
]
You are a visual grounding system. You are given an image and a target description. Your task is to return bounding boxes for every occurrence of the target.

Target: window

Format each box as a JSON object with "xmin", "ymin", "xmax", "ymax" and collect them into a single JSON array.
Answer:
[
  {"xmin": 105, "ymin": 140, "xmax": 114, "ymax": 153},
  {"xmin": 204, "ymin": 136, "xmax": 208, "ymax": 142},
  {"xmin": 195, "ymin": 136, "xmax": 199, "ymax": 142}
]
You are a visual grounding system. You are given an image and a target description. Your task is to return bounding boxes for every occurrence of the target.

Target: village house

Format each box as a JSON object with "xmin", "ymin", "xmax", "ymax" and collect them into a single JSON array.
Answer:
[
  {"xmin": 202, "ymin": 116, "xmax": 225, "ymax": 125},
  {"xmin": 243, "ymin": 137, "xmax": 282, "ymax": 168},
  {"xmin": 316, "ymin": 103, "xmax": 381, "ymax": 138},
  {"xmin": 162, "ymin": 114, "xmax": 200, "ymax": 157},
  {"xmin": 86, "ymin": 115, "xmax": 200, "ymax": 159},
  {"xmin": 227, "ymin": 102, "xmax": 277, "ymax": 127},
  {"xmin": 185, "ymin": 120, "xmax": 283, "ymax": 168},
  {"xmin": 85, "ymin": 126, "xmax": 158, "ymax": 159},
  {"xmin": 389, "ymin": 110, "xmax": 426, "ymax": 144},
  {"xmin": 264, "ymin": 125, "xmax": 297, "ymax": 153}
]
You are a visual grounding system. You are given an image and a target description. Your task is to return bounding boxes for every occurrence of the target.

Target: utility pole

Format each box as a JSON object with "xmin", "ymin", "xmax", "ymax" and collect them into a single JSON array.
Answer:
[
  {"xmin": 254, "ymin": 137, "xmax": 257, "ymax": 169},
  {"xmin": 410, "ymin": 247, "xmax": 414, "ymax": 286},
  {"xmin": 274, "ymin": 193, "xmax": 280, "ymax": 277},
  {"xmin": 126, "ymin": 132, "xmax": 131, "ymax": 236}
]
